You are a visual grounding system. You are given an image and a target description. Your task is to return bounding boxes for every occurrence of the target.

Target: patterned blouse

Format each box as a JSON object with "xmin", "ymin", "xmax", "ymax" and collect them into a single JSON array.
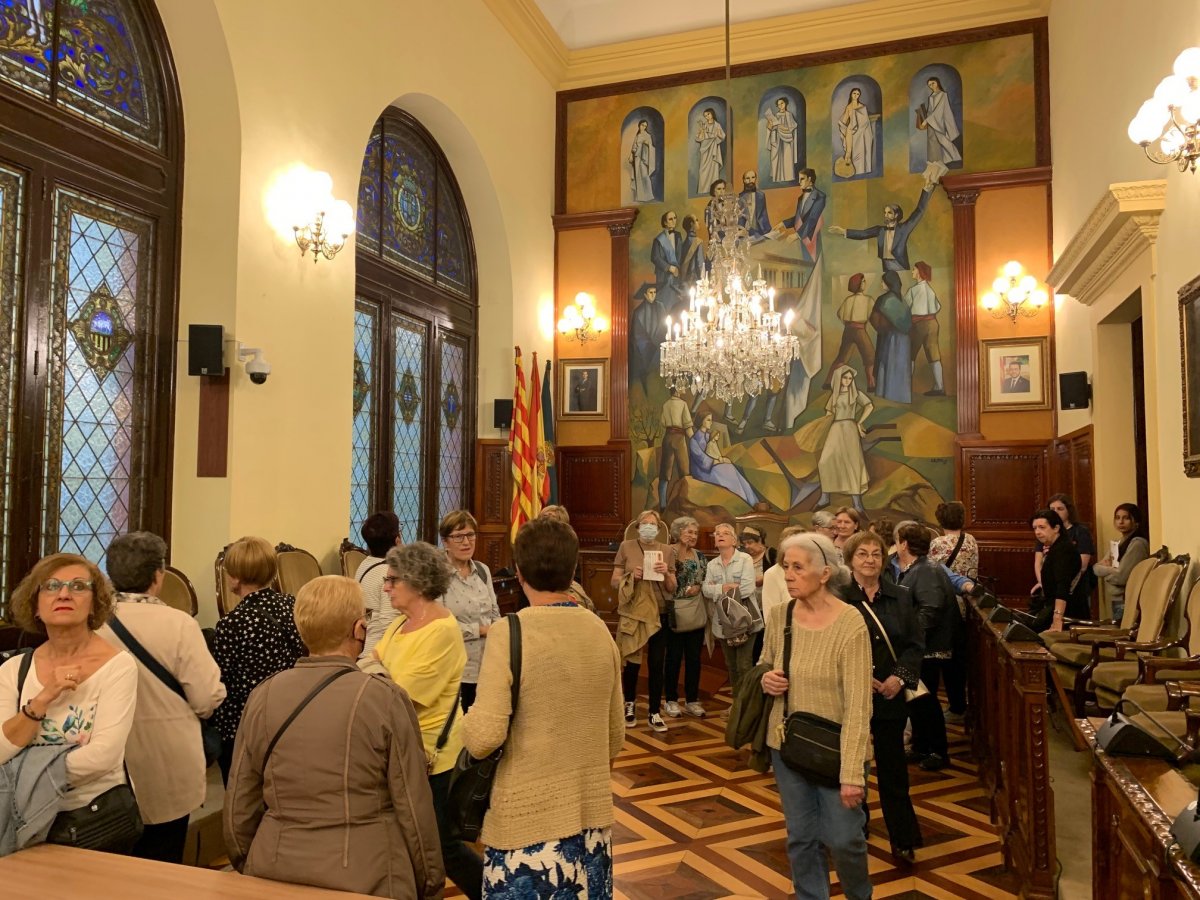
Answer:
[
  {"xmin": 210, "ymin": 588, "xmax": 306, "ymax": 743},
  {"xmin": 673, "ymin": 550, "xmax": 707, "ymax": 600},
  {"xmin": 929, "ymin": 532, "xmax": 979, "ymax": 581}
]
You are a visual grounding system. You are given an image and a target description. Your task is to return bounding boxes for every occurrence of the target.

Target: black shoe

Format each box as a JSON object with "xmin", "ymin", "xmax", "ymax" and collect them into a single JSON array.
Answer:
[
  {"xmin": 919, "ymin": 753, "xmax": 947, "ymax": 771},
  {"xmin": 905, "ymin": 749, "xmax": 925, "ymax": 764},
  {"xmin": 891, "ymin": 845, "xmax": 916, "ymax": 864}
]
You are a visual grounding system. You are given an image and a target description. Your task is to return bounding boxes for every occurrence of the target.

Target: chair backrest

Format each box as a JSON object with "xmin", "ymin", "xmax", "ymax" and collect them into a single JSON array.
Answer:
[
  {"xmin": 214, "ymin": 545, "xmax": 239, "ymax": 617},
  {"xmin": 160, "ymin": 565, "xmax": 198, "ymax": 616},
  {"xmin": 340, "ymin": 537, "xmax": 368, "ymax": 578},
  {"xmin": 1183, "ymin": 580, "xmax": 1200, "ymax": 657},
  {"xmin": 623, "ymin": 518, "xmax": 669, "ymax": 544},
  {"xmin": 1132, "ymin": 560, "xmax": 1187, "ymax": 644},
  {"xmin": 275, "ymin": 543, "xmax": 322, "ymax": 596},
  {"xmin": 1117, "ymin": 553, "xmax": 1163, "ymax": 630}
]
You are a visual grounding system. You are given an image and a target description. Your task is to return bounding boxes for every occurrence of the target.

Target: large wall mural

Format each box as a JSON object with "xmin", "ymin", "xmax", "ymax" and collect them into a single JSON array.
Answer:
[{"xmin": 560, "ymin": 28, "xmax": 1042, "ymax": 528}]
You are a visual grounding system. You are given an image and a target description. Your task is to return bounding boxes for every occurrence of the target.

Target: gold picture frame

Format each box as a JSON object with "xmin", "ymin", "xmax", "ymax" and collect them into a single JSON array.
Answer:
[
  {"xmin": 559, "ymin": 358, "xmax": 608, "ymax": 420},
  {"xmin": 980, "ymin": 336, "xmax": 1051, "ymax": 412},
  {"xmin": 1179, "ymin": 274, "xmax": 1200, "ymax": 477}
]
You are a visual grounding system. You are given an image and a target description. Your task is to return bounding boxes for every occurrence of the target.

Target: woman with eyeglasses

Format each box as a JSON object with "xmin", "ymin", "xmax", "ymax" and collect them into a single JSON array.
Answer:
[
  {"xmin": 0, "ymin": 554, "xmax": 140, "ymax": 852},
  {"xmin": 437, "ymin": 510, "xmax": 499, "ymax": 712}
]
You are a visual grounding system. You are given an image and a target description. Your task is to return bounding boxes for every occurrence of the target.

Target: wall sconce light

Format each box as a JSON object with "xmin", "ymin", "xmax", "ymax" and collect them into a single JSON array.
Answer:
[
  {"xmin": 264, "ymin": 165, "xmax": 354, "ymax": 263},
  {"xmin": 1127, "ymin": 46, "xmax": 1200, "ymax": 173},
  {"xmin": 556, "ymin": 292, "xmax": 608, "ymax": 343},
  {"xmin": 981, "ymin": 260, "xmax": 1049, "ymax": 323}
]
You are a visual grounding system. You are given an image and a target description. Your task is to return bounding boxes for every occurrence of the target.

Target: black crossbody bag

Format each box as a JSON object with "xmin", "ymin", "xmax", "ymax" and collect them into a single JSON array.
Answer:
[
  {"xmin": 447, "ymin": 613, "xmax": 521, "ymax": 842},
  {"xmin": 106, "ymin": 613, "xmax": 223, "ymax": 768},
  {"xmin": 775, "ymin": 600, "xmax": 843, "ymax": 788}
]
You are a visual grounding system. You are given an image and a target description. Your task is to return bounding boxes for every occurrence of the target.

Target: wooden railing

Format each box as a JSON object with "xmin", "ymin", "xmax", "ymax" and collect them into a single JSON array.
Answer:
[{"xmin": 966, "ymin": 598, "xmax": 1056, "ymax": 899}]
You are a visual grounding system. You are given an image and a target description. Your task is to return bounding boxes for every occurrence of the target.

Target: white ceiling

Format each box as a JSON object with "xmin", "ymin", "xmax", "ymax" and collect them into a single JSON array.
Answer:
[{"xmin": 532, "ymin": 0, "xmax": 858, "ymax": 50}]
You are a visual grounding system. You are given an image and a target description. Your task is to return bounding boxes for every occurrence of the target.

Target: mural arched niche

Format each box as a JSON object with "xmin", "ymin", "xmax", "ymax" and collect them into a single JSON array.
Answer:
[
  {"xmin": 908, "ymin": 64, "xmax": 964, "ymax": 186},
  {"xmin": 620, "ymin": 106, "xmax": 665, "ymax": 204},
  {"xmin": 687, "ymin": 96, "xmax": 731, "ymax": 199},
  {"xmin": 830, "ymin": 75, "xmax": 883, "ymax": 182},
  {"xmin": 757, "ymin": 86, "xmax": 805, "ymax": 187}
]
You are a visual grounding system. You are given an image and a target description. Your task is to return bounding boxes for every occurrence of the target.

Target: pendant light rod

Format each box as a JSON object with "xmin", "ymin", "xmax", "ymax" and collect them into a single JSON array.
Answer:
[{"xmin": 724, "ymin": 0, "xmax": 731, "ymax": 86}]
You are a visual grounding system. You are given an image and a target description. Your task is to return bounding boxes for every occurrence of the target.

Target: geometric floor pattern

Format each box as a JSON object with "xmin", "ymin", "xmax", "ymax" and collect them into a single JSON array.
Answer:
[
  {"xmin": 443, "ymin": 687, "xmax": 1020, "ymax": 899},
  {"xmin": 607, "ymin": 689, "xmax": 1020, "ymax": 899}
]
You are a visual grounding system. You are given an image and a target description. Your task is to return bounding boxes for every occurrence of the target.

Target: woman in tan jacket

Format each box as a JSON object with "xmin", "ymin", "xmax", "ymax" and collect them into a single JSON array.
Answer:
[
  {"xmin": 463, "ymin": 517, "xmax": 624, "ymax": 899},
  {"xmin": 224, "ymin": 576, "xmax": 444, "ymax": 899}
]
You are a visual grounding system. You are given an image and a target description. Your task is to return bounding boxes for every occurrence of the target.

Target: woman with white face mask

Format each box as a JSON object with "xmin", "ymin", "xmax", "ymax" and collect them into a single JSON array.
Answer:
[{"xmin": 612, "ymin": 511, "xmax": 677, "ymax": 732}]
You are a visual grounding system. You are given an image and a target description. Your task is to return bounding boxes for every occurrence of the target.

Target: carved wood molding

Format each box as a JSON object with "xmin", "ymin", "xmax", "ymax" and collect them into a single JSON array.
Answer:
[
  {"xmin": 1046, "ymin": 180, "xmax": 1168, "ymax": 307},
  {"xmin": 552, "ymin": 208, "xmax": 638, "ymax": 233}
]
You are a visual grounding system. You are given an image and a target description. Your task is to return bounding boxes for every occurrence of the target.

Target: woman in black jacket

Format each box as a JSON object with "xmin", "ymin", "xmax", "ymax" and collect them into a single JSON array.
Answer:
[
  {"xmin": 1030, "ymin": 508, "xmax": 1087, "ymax": 633},
  {"xmin": 890, "ymin": 521, "xmax": 958, "ymax": 772},
  {"xmin": 845, "ymin": 531, "xmax": 925, "ymax": 863}
]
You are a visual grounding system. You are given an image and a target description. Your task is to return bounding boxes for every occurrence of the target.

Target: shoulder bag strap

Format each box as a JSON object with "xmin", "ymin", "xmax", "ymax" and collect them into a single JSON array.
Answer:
[
  {"xmin": 944, "ymin": 533, "xmax": 967, "ymax": 570},
  {"xmin": 357, "ymin": 560, "xmax": 387, "ymax": 583},
  {"xmin": 16, "ymin": 649, "xmax": 33, "ymax": 698},
  {"xmin": 508, "ymin": 613, "xmax": 522, "ymax": 717},
  {"xmin": 781, "ymin": 599, "xmax": 796, "ymax": 711},
  {"xmin": 859, "ymin": 599, "xmax": 899, "ymax": 663},
  {"xmin": 473, "ymin": 560, "xmax": 489, "ymax": 584},
  {"xmin": 263, "ymin": 667, "xmax": 355, "ymax": 770},
  {"xmin": 435, "ymin": 686, "xmax": 461, "ymax": 753},
  {"xmin": 108, "ymin": 612, "xmax": 188, "ymax": 702}
]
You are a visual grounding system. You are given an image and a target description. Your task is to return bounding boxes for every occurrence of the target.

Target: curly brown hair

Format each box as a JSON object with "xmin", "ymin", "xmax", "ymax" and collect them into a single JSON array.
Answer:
[{"xmin": 9, "ymin": 553, "xmax": 115, "ymax": 635}]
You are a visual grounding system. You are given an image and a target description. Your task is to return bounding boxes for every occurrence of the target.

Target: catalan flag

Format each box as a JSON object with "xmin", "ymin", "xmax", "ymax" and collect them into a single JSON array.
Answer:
[{"xmin": 508, "ymin": 347, "xmax": 536, "ymax": 541}]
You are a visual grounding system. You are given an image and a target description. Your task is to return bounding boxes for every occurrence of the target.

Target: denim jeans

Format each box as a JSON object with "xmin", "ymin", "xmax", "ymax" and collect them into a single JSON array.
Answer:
[{"xmin": 771, "ymin": 749, "xmax": 873, "ymax": 900}]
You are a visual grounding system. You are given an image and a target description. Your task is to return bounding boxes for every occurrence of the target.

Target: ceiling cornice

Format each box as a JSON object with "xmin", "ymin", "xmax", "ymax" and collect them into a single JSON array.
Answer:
[
  {"xmin": 1046, "ymin": 181, "xmax": 1168, "ymax": 308},
  {"xmin": 484, "ymin": 0, "xmax": 1050, "ymax": 91}
]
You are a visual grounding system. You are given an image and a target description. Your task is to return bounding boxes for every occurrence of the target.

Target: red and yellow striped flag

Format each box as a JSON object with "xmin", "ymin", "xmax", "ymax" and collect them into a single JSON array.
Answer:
[{"xmin": 509, "ymin": 347, "xmax": 536, "ymax": 541}]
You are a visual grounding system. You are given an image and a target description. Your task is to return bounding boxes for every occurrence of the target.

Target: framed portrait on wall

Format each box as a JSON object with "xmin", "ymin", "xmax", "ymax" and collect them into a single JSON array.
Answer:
[
  {"xmin": 1180, "ymin": 274, "xmax": 1200, "ymax": 477},
  {"xmin": 980, "ymin": 337, "xmax": 1050, "ymax": 411},
  {"xmin": 559, "ymin": 358, "xmax": 608, "ymax": 420}
]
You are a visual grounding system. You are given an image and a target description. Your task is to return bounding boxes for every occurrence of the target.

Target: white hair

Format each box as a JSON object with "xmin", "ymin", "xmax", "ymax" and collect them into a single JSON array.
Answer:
[
  {"xmin": 779, "ymin": 533, "xmax": 851, "ymax": 591},
  {"xmin": 811, "ymin": 511, "xmax": 836, "ymax": 529},
  {"xmin": 893, "ymin": 519, "xmax": 917, "ymax": 545}
]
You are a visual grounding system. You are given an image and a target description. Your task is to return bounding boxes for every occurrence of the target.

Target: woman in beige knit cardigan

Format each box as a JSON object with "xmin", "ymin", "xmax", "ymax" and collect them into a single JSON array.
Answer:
[
  {"xmin": 462, "ymin": 517, "xmax": 624, "ymax": 899},
  {"xmin": 760, "ymin": 533, "xmax": 874, "ymax": 900}
]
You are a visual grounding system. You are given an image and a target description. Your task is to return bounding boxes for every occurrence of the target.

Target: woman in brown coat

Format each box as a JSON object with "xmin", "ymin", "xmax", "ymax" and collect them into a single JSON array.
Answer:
[{"xmin": 224, "ymin": 575, "xmax": 444, "ymax": 899}]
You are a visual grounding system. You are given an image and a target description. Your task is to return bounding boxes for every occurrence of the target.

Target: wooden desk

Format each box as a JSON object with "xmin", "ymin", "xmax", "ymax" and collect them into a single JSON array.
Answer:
[
  {"xmin": 966, "ymin": 599, "xmax": 1056, "ymax": 899},
  {"xmin": 0, "ymin": 844, "xmax": 370, "ymax": 896},
  {"xmin": 1083, "ymin": 718, "xmax": 1200, "ymax": 899}
]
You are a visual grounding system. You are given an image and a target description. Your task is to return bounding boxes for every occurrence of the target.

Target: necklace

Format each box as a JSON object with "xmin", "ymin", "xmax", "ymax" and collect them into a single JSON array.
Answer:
[{"xmin": 403, "ymin": 603, "xmax": 432, "ymax": 630}]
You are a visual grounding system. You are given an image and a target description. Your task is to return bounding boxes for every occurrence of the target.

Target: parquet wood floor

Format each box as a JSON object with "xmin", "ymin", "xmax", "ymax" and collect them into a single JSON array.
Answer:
[{"xmin": 451, "ymin": 688, "xmax": 1022, "ymax": 899}]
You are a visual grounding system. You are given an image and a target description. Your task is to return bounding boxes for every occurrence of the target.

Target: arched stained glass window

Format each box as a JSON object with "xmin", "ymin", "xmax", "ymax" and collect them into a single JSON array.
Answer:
[
  {"xmin": 0, "ymin": 0, "xmax": 164, "ymax": 147},
  {"xmin": 0, "ymin": 0, "xmax": 180, "ymax": 600},
  {"xmin": 351, "ymin": 109, "xmax": 476, "ymax": 544}
]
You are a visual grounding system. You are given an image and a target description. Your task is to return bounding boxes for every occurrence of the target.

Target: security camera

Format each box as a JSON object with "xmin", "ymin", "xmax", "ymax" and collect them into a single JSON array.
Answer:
[{"xmin": 238, "ymin": 346, "xmax": 271, "ymax": 385}]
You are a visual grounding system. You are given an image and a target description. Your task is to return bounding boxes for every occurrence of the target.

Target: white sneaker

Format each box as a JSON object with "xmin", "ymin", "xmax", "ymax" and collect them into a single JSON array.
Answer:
[
  {"xmin": 624, "ymin": 701, "xmax": 636, "ymax": 727},
  {"xmin": 684, "ymin": 702, "xmax": 706, "ymax": 718},
  {"xmin": 648, "ymin": 713, "xmax": 668, "ymax": 733},
  {"xmin": 664, "ymin": 700, "xmax": 682, "ymax": 717}
]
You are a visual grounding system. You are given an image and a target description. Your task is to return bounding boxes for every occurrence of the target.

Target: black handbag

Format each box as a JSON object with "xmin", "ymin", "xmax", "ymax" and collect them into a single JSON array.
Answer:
[
  {"xmin": 447, "ymin": 613, "xmax": 521, "ymax": 842},
  {"xmin": 47, "ymin": 781, "xmax": 143, "ymax": 853},
  {"xmin": 107, "ymin": 612, "xmax": 223, "ymax": 768},
  {"xmin": 775, "ymin": 600, "xmax": 843, "ymax": 788}
]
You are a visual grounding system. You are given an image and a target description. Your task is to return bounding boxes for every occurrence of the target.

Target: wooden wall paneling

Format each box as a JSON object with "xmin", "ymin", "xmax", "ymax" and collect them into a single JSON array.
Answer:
[
  {"xmin": 976, "ymin": 541, "xmax": 1037, "ymax": 607},
  {"xmin": 1052, "ymin": 425, "xmax": 1096, "ymax": 535},
  {"xmin": 474, "ymin": 439, "xmax": 512, "ymax": 572},
  {"xmin": 557, "ymin": 444, "xmax": 630, "ymax": 548},
  {"xmin": 579, "ymin": 549, "xmax": 619, "ymax": 633},
  {"xmin": 958, "ymin": 440, "xmax": 1050, "ymax": 530}
]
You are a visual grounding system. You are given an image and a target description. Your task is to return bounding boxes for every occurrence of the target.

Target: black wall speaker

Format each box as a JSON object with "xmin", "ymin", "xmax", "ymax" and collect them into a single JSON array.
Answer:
[
  {"xmin": 188, "ymin": 324, "xmax": 225, "ymax": 376},
  {"xmin": 493, "ymin": 398, "xmax": 514, "ymax": 430},
  {"xmin": 1059, "ymin": 371, "xmax": 1091, "ymax": 410}
]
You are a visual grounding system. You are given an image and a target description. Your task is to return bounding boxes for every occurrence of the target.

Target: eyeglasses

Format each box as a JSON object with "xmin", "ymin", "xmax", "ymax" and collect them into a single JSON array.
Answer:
[
  {"xmin": 40, "ymin": 578, "xmax": 94, "ymax": 595},
  {"xmin": 382, "ymin": 575, "xmax": 402, "ymax": 587},
  {"xmin": 446, "ymin": 532, "xmax": 476, "ymax": 543}
]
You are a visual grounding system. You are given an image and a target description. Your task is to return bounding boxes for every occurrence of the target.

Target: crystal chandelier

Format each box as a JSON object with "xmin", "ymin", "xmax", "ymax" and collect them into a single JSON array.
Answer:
[{"xmin": 659, "ymin": 191, "xmax": 798, "ymax": 405}]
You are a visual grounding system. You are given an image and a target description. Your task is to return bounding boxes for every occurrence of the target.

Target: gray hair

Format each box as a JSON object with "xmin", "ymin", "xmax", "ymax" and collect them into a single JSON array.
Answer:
[
  {"xmin": 811, "ymin": 511, "xmax": 835, "ymax": 529},
  {"xmin": 385, "ymin": 541, "xmax": 453, "ymax": 600},
  {"xmin": 636, "ymin": 509, "xmax": 662, "ymax": 527},
  {"xmin": 670, "ymin": 516, "xmax": 699, "ymax": 542},
  {"xmin": 107, "ymin": 531, "xmax": 167, "ymax": 593},
  {"xmin": 779, "ymin": 533, "xmax": 851, "ymax": 592}
]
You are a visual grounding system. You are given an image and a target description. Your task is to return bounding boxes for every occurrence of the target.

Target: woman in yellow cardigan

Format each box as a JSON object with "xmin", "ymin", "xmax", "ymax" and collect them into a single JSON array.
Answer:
[
  {"xmin": 375, "ymin": 541, "xmax": 481, "ymax": 900},
  {"xmin": 462, "ymin": 518, "xmax": 624, "ymax": 899}
]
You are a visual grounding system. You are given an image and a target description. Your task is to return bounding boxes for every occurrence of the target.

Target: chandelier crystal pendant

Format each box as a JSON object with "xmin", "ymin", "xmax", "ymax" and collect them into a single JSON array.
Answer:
[{"xmin": 659, "ymin": 191, "xmax": 799, "ymax": 405}]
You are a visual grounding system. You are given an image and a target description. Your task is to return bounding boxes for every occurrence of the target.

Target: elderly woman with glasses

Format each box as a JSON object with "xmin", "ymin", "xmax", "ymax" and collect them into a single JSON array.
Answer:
[
  {"xmin": 437, "ymin": 510, "xmax": 500, "ymax": 712},
  {"xmin": 0, "ymin": 553, "xmax": 139, "ymax": 852},
  {"xmin": 374, "ymin": 541, "xmax": 480, "ymax": 900}
]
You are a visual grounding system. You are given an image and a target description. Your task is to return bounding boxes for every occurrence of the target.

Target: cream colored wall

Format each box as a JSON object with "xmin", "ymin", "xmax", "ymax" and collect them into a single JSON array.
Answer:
[
  {"xmin": 156, "ymin": 0, "xmax": 555, "ymax": 623},
  {"xmin": 1050, "ymin": 0, "xmax": 1200, "ymax": 554}
]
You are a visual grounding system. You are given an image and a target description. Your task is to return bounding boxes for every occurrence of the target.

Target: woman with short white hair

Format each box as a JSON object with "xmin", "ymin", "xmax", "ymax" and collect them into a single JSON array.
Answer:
[
  {"xmin": 759, "ymin": 533, "xmax": 873, "ymax": 900},
  {"xmin": 702, "ymin": 522, "xmax": 759, "ymax": 694}
]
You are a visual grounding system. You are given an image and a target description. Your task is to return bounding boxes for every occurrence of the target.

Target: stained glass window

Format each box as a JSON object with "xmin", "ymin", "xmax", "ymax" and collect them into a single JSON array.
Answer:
[
  {"xmin": 381, "ymin": 127, "xmax": 435, "ymax": 280},
  {"xmin": 437, "ymin": 334, "xmax": 468, "ymax": 521},
  {"xmin": 357, "ymin": 120, "xmax": 381, "ymax": 256},
  {"xmin": 0, "ymin": 0, "xmax": 163, "ymax": 147},
  {"xmin": 435, "ymin": 165, "xmax": 471, "ymax": 297},
  {"xmin": 350, "ymin": 300, "xmax": 378, "ymax": 541},
  {"xmin": 0, "ymin": 164, "xmax": 25, "ymax": 599},
  {"xmin": 44, "ymin": 188, "xmax": 151, "ymax": 568},
  {"xmin": 392, "ymin": 314, "xmax": 427, "ymax": 537}
]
